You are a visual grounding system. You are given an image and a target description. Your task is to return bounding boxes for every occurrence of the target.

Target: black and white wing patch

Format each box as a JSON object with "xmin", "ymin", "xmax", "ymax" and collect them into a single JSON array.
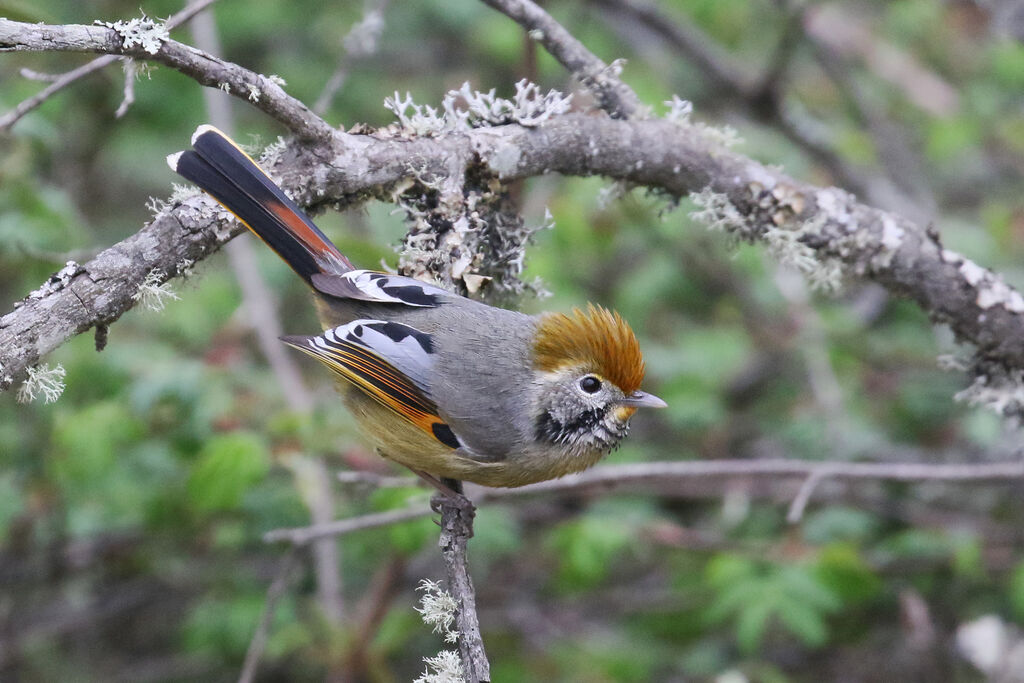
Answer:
[
  {"xmin": 281, "ymin": 319, "xmax": 462, "ymax": 450},
  {"xmin": 311, "ymin": 270, "xmax": 449, "ymax": 307}
]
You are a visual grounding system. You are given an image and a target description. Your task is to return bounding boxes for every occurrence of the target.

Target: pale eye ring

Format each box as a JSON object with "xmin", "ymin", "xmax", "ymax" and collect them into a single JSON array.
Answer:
[{"xmin": 579, "ymin": 376, "xmax": 602, "ymax": 393}]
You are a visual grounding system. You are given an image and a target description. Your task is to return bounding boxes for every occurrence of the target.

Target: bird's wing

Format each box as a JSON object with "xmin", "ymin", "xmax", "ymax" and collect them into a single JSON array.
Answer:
[
  {"xmin": 310, "ymin": 270, "xmax": 450, "ymax": 307},
  {"xmin": 281, "ymin": 319, "xmax": 462, "ymax": 450}
]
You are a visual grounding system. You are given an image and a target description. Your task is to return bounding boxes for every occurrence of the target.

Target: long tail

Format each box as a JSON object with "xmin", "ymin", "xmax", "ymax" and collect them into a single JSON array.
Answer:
[{"xmin": 167, "ymin": 125, "xmax": 352, "ymax": 285}]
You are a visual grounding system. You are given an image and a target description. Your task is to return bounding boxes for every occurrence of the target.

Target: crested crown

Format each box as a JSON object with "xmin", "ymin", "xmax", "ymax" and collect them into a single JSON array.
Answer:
[{"xmin": 533, "ymin": 304, "xmax": 645, "ymax": 394}]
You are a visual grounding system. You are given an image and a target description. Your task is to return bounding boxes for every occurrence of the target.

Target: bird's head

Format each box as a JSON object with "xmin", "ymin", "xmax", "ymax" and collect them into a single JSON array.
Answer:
[{"xmin": 531, "ymin": 304, "xmax": 666, "ymax": 456}]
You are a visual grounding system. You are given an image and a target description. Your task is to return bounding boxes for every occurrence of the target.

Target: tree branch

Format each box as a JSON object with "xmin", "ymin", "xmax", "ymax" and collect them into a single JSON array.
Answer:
[
  {"xmin": 0, "ymin": 17, "xmax": 334, "ymax": 141},
  {"xmin": 5, "ymin": 111, "xmax": 1024, "ymax": 395},
  {"xmin": 434, "ymin": 489, "xmax": 490, "ymax": 683},
  {"xmin": 0, "ymin": 0, "xmax": 222, "ymax": 131},
  {"xmin": 479, "ymin": 0, "xmax": 641, "ymax": 118},
  {"xmin": 237, "ymin": 547, "xmax": 300, "ymax": 683},
  {"xmin": 261, "ymin": 457, "xmax": 1024, "ymax": 544},
  {"xmin": 262, "ymin": 504, "xmax": 431, "ymax": 546}
]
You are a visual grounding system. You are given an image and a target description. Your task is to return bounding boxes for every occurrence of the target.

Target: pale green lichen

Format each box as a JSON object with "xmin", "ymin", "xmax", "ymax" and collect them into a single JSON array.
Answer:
[
  {"xmin": 415, "ymin": 579, "xmax": 459, "ymax": 643},
  {"xmin": 941, "ymin": 249, "xmax": 1024, "ymax": 313},
  {"xmin": 133, "ymin": 269, "xmax": 180, "ymax": 311},
  {"xmin": 413, "ymin": 650, "xmax": 464, "ymax": 683},
  {"xmin": 147, "ymin": 183, "xmax": 203, "ymax": 218},
  {"xmin": 26, "ymin": 261, "xmax": 83, "ymax": 301},
  {"xmin": 689, "ymin": 186, "xmax": 843, "ymax": 293},
  {"xmin": 954, "ymin": 367, "xmax": 1024, "ymax": 420},
  {"xmin": 412, "ymin": 580, "xmax": 465, "ymax": 683},
  {"xmin": 385, "ymin": 80, "xmax": 572, "ymax": 136},
  {"xmin": 17, "ymin": 363, "xmax": 66, "ymax": 404},
  {"xmin": 665, "ymin": 95, "xmax": 742, "ymax": 148},
  {"xmin": 688, "ymin": 187, "xmax": 749, "ymax": 235},
  {"xmin": 97, "ymin": 14, "xmax": 168, "ymax": 55}
]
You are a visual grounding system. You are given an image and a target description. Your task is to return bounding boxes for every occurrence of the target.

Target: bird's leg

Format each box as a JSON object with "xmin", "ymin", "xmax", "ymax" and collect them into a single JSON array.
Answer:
[
  {"xmin": 408, "ymin": 468, "xmax": 465, "ymax": 501},
  {"xmin": 409, "ymin": 472, "xmax": 473, "ymax": 518},
  {"xmin": 374, "ymin": 449, "xmax": 471, "ymax": 511}
]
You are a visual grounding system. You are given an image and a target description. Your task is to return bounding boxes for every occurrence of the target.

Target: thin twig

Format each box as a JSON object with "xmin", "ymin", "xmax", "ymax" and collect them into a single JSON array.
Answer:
[
  {"xmin": 293, "ymin": 456, "xmax": 345, "ymax": 623},
  {"xmin": 786, "ymin": 468, "xmax": 832, "ymax": 523},
  {"xmin": 0, "ymin": 55, "xmax": 121, "ymax": 131},
  {"xmin": 263, "ymin": 458, "xmax": 1024, "ymax": 544},
  {"xmin": 19, "ymin": 67, "xmax": 62, "ymax": 82},
  {"xmin": 312, "ymin": 0, "xmax": 388, "ymax": 115},
  {"xmin": 589, "ymin": 0, "xmax": 757, "ymax": 96},
  {"xmin": 478, "ymin": 0, "xmax": 641, "ymax": 118},
  {"xmin": 343, "ymin": 556, "xmax": 405, "ymax": 676},
  {"xmin": 434, "ymin": 482, "xmax": 490, "ymax": 683},
  {"xmin": 0, "ymin": 0, "xmax": 220, "ymax": 131},
  {"xmin": 586, "ymin": 0, "xmax": 909, "ymax": 211},
  {"xmin": 477, "ymin": 460, "xmax": 1024, "ymax": 499},
  {"xmin": 0, "ymin": 16, "xmax": 335, "ymax": 140},
  {"xmin": 114, "ymin": 58, "xmax": 137, "ymax": 118},
  {"xmin": 237, "ymin": 546, "xmax": 301, "ymax": 683},
  {"xmin": 337, "ymin": 470, "xmax": 419, "ymax": 488},
  {"xmin": 771, "ymin": 265, "xmax": 851, "ymax": 457},
  {"xmin": 263, "ymin": 504, "xmax": 431, "ymax": 545}
]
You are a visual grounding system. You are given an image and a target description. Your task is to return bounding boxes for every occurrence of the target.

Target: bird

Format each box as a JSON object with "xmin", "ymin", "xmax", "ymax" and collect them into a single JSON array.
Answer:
[{"xmin": 167, "ymin": 125, "xmax": 666, "ymax": 491}]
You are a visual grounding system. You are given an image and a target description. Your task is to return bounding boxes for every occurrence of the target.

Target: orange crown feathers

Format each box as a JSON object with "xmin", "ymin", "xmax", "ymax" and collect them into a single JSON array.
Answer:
[{"xmin": 533, "ymin": 304, "xmax": 645, "ymax": 394}]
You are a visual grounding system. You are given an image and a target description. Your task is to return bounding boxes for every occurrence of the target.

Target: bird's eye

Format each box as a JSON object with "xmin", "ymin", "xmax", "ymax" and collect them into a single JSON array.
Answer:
[{"xmin": 579, "ymin": 376, "xmax": 602, "ymax": 393}]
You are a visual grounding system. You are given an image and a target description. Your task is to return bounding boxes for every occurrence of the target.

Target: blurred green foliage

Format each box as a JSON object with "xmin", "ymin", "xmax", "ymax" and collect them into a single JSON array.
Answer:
[{"xmin": 2, "ymin": 0, "xmax": 1024, "ymax": 680}]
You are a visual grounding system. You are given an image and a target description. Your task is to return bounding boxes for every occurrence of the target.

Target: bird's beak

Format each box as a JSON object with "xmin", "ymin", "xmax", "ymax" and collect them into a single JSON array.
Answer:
[{"xmin": 618, "ymin": 390, "xmax": 668, "ymax": 409}]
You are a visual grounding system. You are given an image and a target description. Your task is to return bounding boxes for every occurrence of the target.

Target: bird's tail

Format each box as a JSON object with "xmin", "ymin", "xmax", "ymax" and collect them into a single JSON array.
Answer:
[{"xmin": 167, "ymin": 125, "xmax": 352, "ymax": 285}]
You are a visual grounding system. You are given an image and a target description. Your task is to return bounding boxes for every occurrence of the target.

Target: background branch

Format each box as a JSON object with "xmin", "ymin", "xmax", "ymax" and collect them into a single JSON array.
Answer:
[
  {"xmin": 261, "ymin": 457, "xmax": 1024, "ymax": 545},
  {"xmin": 0, "ymin": 0, "xmax": 221, "ymax": 131},
  {"xmin": 0, "ymin": 17, "xmax": 334, "ymax": 140},
  {"xmin": 479, "ymin": 0, "xmax": 640, "ymax": 118}
]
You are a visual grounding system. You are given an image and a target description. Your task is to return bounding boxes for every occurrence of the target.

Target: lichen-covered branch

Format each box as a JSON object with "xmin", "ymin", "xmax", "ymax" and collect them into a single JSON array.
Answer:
[
  {"xmin": 0, "ymin": 0, "xmax": 222, "ymax": 131},
  {"xmin": 0, "ymin": 17, "xmax": 334, "ymax": 140},
  {"xmin": 6, "ymin": 111, "xmax": 1024, "ymax": 401},
  {"xmin": 434, "ymin": 492, "xmax": 490, "ymax": 683}
]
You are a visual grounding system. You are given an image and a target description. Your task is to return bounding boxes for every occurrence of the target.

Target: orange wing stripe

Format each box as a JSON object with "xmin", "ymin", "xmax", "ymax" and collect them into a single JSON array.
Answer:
[{"xmin": 288, "ymin": 340, "xmax": 457, "ymax": 447}]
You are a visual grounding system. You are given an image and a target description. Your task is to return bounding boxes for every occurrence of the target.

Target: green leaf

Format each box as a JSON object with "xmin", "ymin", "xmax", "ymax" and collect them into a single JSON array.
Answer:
[
  {"xmin": 182, "ymin": 595, "xmax": 269, "ymax": 659},
  {"xmin": 777, "ymin": 566, "xmax": 841, "ymax": 612},
  {"xmin": 548, "ymin": 513, "xmax": 633, "ymax": 591},
  {"xmin": 802, "ymin": 507, "xmax": 879, "ymax": 545},
  {"xmin": 776, "ymin": 600, "xmax": 829, "ymax": 647},
  {"xmin": 736, "ymin": 598, "xmax": 774, "ymax": 653},
  {"xmin": 187, "ymin": 432, "xmax": 270, "ymax": 513},
  {"xmin": 925, "ymin": 116, "xmax": 981, "ymax": 162},
  {"xmin": 990, "ymin": 40, "xmax": 1024, "ymax": 89},
  {"xmin": 815, "ymin": 544, "xmax": 882, "ymax": 605},
  {"xmin": 706, "ymin": 579, "xmax": 766, "ymax": 624},
  {"xmin": 705, "ymin": 554, "xmax": 757, "ymax": 588}
]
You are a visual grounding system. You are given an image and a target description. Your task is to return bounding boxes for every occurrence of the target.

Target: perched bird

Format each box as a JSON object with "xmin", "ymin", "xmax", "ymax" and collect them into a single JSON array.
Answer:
[{"xmin": 167, "ymin": 125, "xmax": 665, "ymax": 489}]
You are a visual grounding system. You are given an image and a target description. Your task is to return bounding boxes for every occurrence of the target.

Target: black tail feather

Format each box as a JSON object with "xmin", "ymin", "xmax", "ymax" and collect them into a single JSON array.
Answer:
[{"xmin": 168, "ymin": 125, "xmax": 352, "ymax": 285}]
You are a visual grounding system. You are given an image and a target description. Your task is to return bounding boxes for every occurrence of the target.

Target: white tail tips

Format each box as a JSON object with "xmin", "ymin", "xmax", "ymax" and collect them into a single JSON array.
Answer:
[
  {"xmin": 191, "ymin": 123, "xmax": 220, "ymax": 145},
  {"xmin": 165, "ymin": 151, "xmax": 183, "ymax": 171}
]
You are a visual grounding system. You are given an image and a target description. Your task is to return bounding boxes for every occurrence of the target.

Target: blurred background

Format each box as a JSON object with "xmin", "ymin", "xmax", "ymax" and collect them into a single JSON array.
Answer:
[{"xmin": 3, "ymin": 0, "xmax": 1024, "ymax": 680}]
